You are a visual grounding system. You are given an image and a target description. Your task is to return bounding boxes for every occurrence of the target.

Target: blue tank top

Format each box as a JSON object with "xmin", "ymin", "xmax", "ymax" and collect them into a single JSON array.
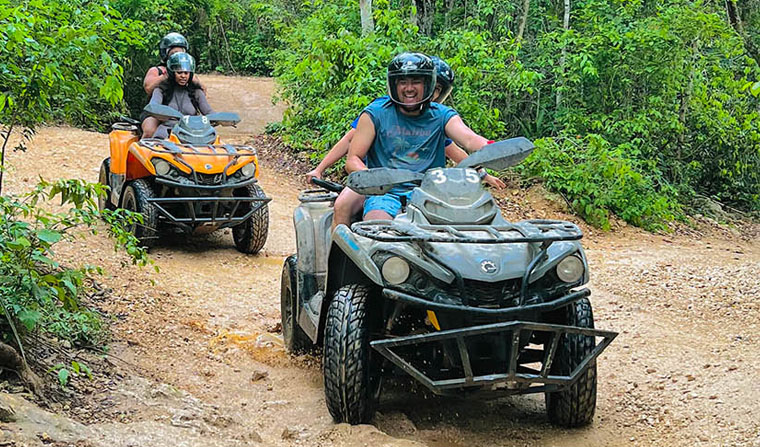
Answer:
[
  {"xmin": 352, "ymin": 96, "xmax": 453, "ymax": 147},
  {"xmin": 361, "ymin": 99, "xmax": 458, "ymax": 173}
]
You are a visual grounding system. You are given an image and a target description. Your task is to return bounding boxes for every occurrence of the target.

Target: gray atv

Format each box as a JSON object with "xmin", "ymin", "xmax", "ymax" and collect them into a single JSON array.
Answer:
[{"xmin": 280, "ymin": 138, "xmax": 617, "ymax": 427}]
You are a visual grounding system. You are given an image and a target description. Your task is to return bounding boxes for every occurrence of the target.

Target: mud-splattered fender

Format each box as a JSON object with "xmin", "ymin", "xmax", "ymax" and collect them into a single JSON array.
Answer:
[{"xmin": 327, "ymin": 224, "xmax": 383, "ymax": 286}]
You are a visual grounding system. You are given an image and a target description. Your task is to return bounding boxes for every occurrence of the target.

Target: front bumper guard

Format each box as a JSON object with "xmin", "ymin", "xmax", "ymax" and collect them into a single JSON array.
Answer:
[
  {"xmin": 146, "ymin": 196, "xmax": 270, "ymax": 231},
  {"xmin": 371, "ymin": 320, "xmax": 617, "ymax": 395}
]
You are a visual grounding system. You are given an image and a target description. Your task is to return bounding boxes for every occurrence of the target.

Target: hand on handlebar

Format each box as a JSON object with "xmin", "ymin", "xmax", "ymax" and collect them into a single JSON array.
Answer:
[
  {"xmin": 306, "ymin": 169, "xmax": 323, "ymax": 184},
  {"xmin": 483, "ymin": 174, "xmax": 506, "ymax": 189}
]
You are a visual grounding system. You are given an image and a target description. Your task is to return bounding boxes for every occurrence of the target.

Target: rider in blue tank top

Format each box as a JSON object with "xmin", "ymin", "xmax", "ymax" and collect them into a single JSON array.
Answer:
[
  {"xmin": 345, "ymin": 52, "xmax": 494, "ymax": 222},
  {"xmin": 362, "ymin": 98, "xmax": 458, "ymax": 172}
]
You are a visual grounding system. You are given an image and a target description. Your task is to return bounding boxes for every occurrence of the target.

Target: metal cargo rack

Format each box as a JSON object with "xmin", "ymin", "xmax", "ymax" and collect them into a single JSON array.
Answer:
[{"xmin": 351, "ymin": 219, "xmax": 583, "ymax": 244}]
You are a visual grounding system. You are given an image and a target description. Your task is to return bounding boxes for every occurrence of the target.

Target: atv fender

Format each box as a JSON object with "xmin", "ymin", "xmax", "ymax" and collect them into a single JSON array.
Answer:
[
  {"xmin": 328, "ymin": 224, "xmax": 383, "ymax": 286},
  {"xmin": 312, "ymin": 224, "xmax": 383, "ymax": 344}
]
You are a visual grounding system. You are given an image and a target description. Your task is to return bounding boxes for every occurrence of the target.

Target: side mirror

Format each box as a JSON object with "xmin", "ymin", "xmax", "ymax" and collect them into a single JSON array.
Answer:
[
  {"xmin": 143, "ymin": 103, "xmax": 184, "ymax": 121},
  {"xmin": 457, "ymin": 137, "xmax": 535, "ymax": 171},
  {"xmin": 347, "ymin": 168, "xmax": 423, "ymax": 195},
  {"xmin": 207, "ymin": 112, "xmax": 241, "ymax": 127}
]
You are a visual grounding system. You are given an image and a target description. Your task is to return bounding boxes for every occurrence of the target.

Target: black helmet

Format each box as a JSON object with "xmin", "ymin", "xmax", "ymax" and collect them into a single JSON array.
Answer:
[
  {"xmin": 166, "ymin": 52, "xmax": 196, "ymax": 75},
  {"xmin": 430, "ymin": 56, "xmax": 455, "ymax": 103},
  {"xmin": 159, "ymin": 32, "xmax": 189, "ymax": 62},
  {"xmin": 386, "ymin": 52, "xmax": 437, "ymax": 109}
]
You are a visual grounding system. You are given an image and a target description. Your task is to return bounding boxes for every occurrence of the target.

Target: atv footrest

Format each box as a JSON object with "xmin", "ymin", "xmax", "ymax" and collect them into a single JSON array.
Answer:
[
  {"xmin": 371, "ymin": 321, "xmax": 616, "ymax": 395},
  {"xmin": 147, "ymin": 196, "xmax": 270, "ymax": 229}
]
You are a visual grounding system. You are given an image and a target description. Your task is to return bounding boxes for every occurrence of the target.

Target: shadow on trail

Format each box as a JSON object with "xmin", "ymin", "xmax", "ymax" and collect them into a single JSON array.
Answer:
[{"xmin": 367, "ymin": 380, "xmax": 598, "ymax": 446}]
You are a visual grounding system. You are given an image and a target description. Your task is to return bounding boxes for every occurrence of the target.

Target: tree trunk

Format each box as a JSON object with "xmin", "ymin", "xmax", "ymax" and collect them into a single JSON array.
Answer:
[
  {"xmin": 517, "ymin": 0, "xmax": 531, "ymax": 42},
  {"xmin": 360, "ymin": 0, "xmax": 374, "ymax": 36},
  {"xmin": 726, "ymin": 0, "xmax": 744, "ymax": 34},
  {"xmin": 556, "ymin": 0, "xmax": 570, "ymax": 110},
  {"xmin": 414, "ymin": 0, "xmax": 435, "ymax": 35},
  {"xmin": 444, "ymin": 0, "xmax": 454, "ymax": 29},
  {"xmin": 0, "ymin": 341, "xmax": 43, "ymax": 396}
]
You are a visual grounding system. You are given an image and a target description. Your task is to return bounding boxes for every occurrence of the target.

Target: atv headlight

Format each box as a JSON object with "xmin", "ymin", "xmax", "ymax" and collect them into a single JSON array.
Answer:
[
  {"xmin": 381, "ymin": 256, "xmax": 410, "ymax": 285},
  {"xmin": 153, "ymin": 159, "xmax": 171, "ymax": 176},
  {"xmin": 556, "ymin": 255, "xmax": 584, "ymax": 283},
  {"xmin": 240, "ymin": 163, "xmax": 256, "ymax": 178}
]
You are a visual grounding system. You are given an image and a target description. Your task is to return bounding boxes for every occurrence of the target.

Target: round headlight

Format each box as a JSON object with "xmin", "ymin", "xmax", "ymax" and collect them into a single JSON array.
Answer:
[
  {"xmin": 556, "ymin": 255, "xmax": 584, "ymax": 283},
  {"xmin": 381, "ymin": 256, "xmax": 410, "ymax": 285},
  {"xmin": 240, "ymin": 163, "xmax": 256, "ymax": 178},
  {"xmin": 153, "ymin": 159, "xmax": 171, "ymax": 176}
]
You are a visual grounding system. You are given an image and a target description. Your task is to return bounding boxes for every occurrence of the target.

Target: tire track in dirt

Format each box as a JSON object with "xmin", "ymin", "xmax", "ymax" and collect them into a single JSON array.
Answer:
[{"xmin": 2, "ymin": 75, "xmax": 758, "ymax": 447}]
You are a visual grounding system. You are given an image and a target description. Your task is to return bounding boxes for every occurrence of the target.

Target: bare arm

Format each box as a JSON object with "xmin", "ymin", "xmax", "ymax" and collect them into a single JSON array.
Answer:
[
  {"xmin": 345, "ymin": 113, "xmax": 375, "ymax": 173},
  {"xmin": 143, "ymin": 67, "xmax": 167, "ymax": 96},
  {"xmin": 444, "ymin": 115, "xmax": 489, "ymax": 153},
  {"xmin": 306, "ymin": 128, "xmax": 355, "ymax": 181}
]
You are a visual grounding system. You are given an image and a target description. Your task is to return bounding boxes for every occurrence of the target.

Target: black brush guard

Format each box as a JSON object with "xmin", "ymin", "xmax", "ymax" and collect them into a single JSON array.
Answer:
[
  {"xmin": 371, "ymin": 320, "xmax": 616, "ymax": 395},
  {"xmin": 147, "ymin": 196, "xmax": 270, "ymax": 232}
]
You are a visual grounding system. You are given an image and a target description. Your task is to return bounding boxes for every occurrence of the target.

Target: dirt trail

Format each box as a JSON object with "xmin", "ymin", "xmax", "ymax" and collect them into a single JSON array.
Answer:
[{"xmin": 2, "ymin": 76, "xmax": 759, "ymax": 447}]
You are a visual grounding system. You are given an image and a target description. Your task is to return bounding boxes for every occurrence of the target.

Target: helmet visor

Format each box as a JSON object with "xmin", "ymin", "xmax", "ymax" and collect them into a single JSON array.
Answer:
[
  {"xmin": 387, "ymin": 71, "xmax": 437, "ymax": 107},
  {"xmin": 167, "ymin": 54, "xmax": 196, "ymax": 74}
]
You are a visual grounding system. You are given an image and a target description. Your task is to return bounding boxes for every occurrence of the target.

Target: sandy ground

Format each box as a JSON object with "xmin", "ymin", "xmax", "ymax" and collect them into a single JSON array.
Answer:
[{"xmin": 0, "ymin": 76, "xmax": 758, "ymax": 447}]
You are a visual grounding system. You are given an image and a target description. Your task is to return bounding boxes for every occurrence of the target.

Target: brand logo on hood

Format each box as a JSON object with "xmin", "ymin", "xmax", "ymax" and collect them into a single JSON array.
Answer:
[
  {"xmin": 204, "ymin": 164, "xmax": 212, "ymax": 170},
  {"xmin": 480, "ymin": 260, "xmax": 498, "ymax": 274}
]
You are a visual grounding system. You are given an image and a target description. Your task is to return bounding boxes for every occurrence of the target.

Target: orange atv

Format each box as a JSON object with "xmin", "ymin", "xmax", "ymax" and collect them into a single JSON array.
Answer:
[{"xmin": 99, "ymin": 104, "xmax": 270, "ymax": 254}]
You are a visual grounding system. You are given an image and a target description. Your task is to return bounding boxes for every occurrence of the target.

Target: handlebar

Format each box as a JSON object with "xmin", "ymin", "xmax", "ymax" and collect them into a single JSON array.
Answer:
[{"xmin": 310, "ymin": 178, "xmax": 344, "ymax": 193}]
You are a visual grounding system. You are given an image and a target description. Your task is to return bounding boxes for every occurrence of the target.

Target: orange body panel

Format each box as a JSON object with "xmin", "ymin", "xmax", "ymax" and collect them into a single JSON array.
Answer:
[
  {"xmin": 122, "ymin": 139, "xmax": 260, "ymax": 179},
  {"xmin": 109, "ymin": 130, "xmax": 139, "ymax": 175}
]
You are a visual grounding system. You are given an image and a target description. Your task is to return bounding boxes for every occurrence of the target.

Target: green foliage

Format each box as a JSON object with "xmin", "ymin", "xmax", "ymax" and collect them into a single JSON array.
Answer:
[
  {"xmin": 274, "ymin": 0, "xmax": 760, "ymax": 229},
  {"xmin": 522, "ymin": 136, "xmax": 680, "ymax": 231},
  {"xmin": 49, "ymin": 360, "xmax": 93, "ymax": 388},
  {"xmin": 0, "ymin": 0, "xmax": 142, "ymax": 130},
  {"xmin": 0, "ymin": 179, "xmax": 152, "ymax": 349}
]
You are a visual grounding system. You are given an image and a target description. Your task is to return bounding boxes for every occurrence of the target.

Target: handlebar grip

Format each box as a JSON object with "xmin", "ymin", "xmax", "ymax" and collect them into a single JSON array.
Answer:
[{"xmin": 310, "ymin": 177, "xmax": 344, "ymax": 193}]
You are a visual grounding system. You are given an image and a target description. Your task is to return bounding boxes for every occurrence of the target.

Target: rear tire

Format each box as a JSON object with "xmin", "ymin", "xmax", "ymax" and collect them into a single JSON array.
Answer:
[
  {"xmin": 323, "ymin": 284, "xmax": 381, "ymax": 424},
  {"xmin": 545, "ymin": 298, "xmax": 597, "ymax": 427},
  {"xmin": 281, "ymin": 255, "xmax": 313, "ymax": 354},
  {"xmin": 98, "ymin": 158, "xmax": 115, "ymax": 212},
  {"xmin": 122, "ymin": 179, "xmax": 158, "ymax": 248},
  {"xmin": 233, "ymin": 183, "xmax": 269, "ymax": 254}
]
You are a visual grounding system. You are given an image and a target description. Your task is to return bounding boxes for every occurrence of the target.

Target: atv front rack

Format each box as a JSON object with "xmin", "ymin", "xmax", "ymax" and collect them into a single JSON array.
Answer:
[
  {"xmin": 147, "ymin": 196, "xmax": 270, "ymax": 232},
  {"xmin": 352, "ymin": 219, "xmax": 582, "ymax": 244},
  {"xmin": 371, "ymin": 320, "xmax": 617, "ymax": 395}
]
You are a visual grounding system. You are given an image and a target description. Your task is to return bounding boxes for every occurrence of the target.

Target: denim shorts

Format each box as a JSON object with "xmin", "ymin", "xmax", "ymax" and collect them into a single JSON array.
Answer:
[{"xmin": 363, "ymin": 190, "xmax": 412, "ymax": 218}]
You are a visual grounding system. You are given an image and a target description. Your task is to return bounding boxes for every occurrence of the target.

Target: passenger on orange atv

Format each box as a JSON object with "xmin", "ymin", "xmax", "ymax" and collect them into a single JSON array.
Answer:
[
  {"xmin": 143, "ymin": 53, "xmax": 214, "ymax": 139},
  {"xmin": 142, "ymin": 33, "xmax": 206, "ymax": 137}
]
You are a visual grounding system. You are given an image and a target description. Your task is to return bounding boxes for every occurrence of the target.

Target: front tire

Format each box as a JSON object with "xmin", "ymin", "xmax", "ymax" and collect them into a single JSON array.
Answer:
[
  {"xmin": 233, "ymin": 183, "xmax": 269, "ymax": 254},
  {"xmin": 121, "ymin": 178, "xmax": 158, "ymax": 247},
  {"xmin": 545, "ymin": 298, "xmax": 597, "ymax": 427},
  {"xmin": 281, "ymin": 255, "xmax": 313, "ymax": 354},
  {"xmin": 98, "ymin": 158, "xmax": 115, "ymax": 212},
  {"xmin": 323, "ymin": 284, "xmax": 381, "ymax": 424}
]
